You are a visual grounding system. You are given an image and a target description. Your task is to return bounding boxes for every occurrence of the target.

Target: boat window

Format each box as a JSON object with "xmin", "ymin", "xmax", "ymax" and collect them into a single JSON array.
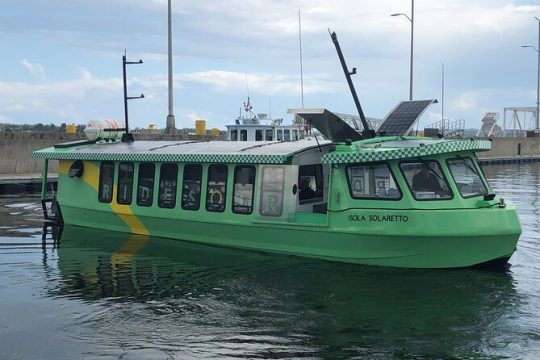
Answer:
[
  {"xmin": 137, "ymin": 163, "xmax": 155, "ymax": 207},
  {"xmin": 206, "ymin": 164, "xmax": 228, "ymax": 212},
  {"xmin": 240, "ymin": 130, "xmax": 247, "ymax": 141},
  {"xmin": 259, "ymin": 166, "xmax": 284, "ymax": 217},
  {"xmin": 117, "ymin": 162, "xmax": 134, "ymax": 205},
  {"xmin": 292, "ymin": 130, "xmax": 298, "ymax": 141},
  {"xmin": 277, "ymin": 130, "xmax": 283, "ymax": 141},
  {"xmin": 158, "ymin": 163, "xmax": 178, "ymax": 208},
  {"xmin": 233, "ymin": 165, "xmax": 256, "ymax": 214},
  {"xmin": 447, "ymin": 157, "xmax": 488, "ymax": 198},
  {"xmin": 230, "ymin": 129, "xmax": 238, "ymax": 141},
  {"xmin": 98, "ymin": 161, "xmax": 115, "ymax": 203},
  {"xmin": 265, "ymin": 129, "xmax": 273, "ymax": 141},
  {"xmin": 399, "ymin": 161, "xmax": 452, "ymax": 200},
  {"xmin": 255, "ymin": 129, "xmax": 263, "ymax": 141},
  {"xmin": 284, "ymin": 130, "xmax": 291, "ymax": 141},
  {"xmin": 346, "ymin": 163, "xmax": 401, "ymax": 200},
  {"xmin": 68, "ymin": 160, "xmax": 84, "ymax": 178},
  {"xmin": 298, "ymin": 164, "xmax": 324, "ymax": 204},
  {"xmin": 181, "ymin": 164, "xmax": 202, "ymax": 210}
]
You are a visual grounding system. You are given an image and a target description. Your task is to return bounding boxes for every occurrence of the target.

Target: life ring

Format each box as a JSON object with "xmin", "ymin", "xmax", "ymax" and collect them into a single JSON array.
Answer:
[{"xmin": 209, "ymin": 189, "xmax": 224, "ymax": 204}]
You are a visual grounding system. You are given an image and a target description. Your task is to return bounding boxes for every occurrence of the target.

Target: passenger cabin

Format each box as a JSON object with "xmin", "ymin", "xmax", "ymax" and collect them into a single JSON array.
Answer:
[
  {"xmin": 31, "ymin": 106, "xmax": 496, "ymax": 228},
  {"xmin": 33, "ymin": 140, "xmax": 342, "ymax": 226},
  {"xmin": 33, "ymin": 135, "xmax": 494, "ymax": 230}
]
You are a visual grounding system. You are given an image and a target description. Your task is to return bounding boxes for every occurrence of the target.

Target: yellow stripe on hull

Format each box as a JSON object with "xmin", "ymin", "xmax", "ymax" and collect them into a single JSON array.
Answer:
[{"xmin": 60, "ymin": 160, "xmax": 149, "ymax": 235}]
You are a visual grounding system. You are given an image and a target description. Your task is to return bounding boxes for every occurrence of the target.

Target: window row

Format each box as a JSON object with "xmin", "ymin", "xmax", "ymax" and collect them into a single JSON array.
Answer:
[
  {"xmin": 230, "ymin": 129, "xmax": 301, "ymax": 141},
  {"xmin": 98, "ymin": 162, "xmax": 257, "ymax": 214},
  {"xmin": 345, "ymin": 157, "xmax": 487, "ymax": 201}
]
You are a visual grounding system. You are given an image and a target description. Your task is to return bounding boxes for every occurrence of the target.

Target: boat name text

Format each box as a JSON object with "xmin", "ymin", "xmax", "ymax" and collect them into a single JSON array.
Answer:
[{"xmin": 348, "ymin": 214, "xmax": 409, "ymax": 223}]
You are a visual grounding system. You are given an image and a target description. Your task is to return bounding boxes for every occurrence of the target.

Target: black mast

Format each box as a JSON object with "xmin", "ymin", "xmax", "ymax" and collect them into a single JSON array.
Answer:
[{"xmin": 329, "ymin": 30, "xmax": 376, "ymax": 139}]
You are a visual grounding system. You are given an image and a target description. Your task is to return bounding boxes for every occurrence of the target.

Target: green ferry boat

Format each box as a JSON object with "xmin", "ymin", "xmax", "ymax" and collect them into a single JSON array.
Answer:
[
  {"xmin": 31, "ymin": 106, "xmax": 521, "ymax": 268},
  {"xmin": 31, "ymin": 32, "xmax": 521, "ymax": 268}
]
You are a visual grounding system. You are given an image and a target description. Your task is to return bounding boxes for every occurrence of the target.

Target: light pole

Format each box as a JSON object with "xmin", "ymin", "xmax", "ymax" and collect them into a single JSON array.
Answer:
[
  {"xmin": 165, "ymin": 0, "xmax": 177, "ymax": 135},
  {"xmin": 391, "ymin": 0, "xmax": 414, "ymax": 101},
  {"xmin": 521, "ymin": 16, "xmax": 540, "ymax": 134},
  {"xmin": 122, "ymin": 51, "xmax": 144, "ymax": 143}
]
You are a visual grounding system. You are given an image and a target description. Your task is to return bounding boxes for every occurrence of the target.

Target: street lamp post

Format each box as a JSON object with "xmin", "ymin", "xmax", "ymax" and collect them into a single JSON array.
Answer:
[
  {"xmin": 391, "ymin": 0, "xmax": 414, "ymax": 101},
  {"xmin": 122, "ymin": 52, "xmax": 144, "ymax": 143},
  {"xmin": 521, "ymin": 17, "xmax": 540, "ymax": 134},
  {"xmin": 165, "ymin": 0, "xmax": 177, "ymax": 135}
]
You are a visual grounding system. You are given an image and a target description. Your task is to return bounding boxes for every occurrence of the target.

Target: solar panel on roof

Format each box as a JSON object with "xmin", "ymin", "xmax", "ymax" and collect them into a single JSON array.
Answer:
[
  {"xmin": 288, "ymin": 108, "xmax": 364, "ymax": 142},
  {"xmin": 378, "ymin": 100, "xmax": 437, "ymax": 136}
]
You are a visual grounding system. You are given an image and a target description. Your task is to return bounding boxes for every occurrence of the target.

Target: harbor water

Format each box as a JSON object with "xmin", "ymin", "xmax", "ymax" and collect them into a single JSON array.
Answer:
[{"xmin": 0, "ymin": 163, "xmax": 539, "ymax": 359}]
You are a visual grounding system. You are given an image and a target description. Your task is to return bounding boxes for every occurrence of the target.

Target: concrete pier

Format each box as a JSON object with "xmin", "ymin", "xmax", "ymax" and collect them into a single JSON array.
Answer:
[
  {"xmin": 477, "ymin": 137, "xmax": 540, "ymax": 159},
  {"xmin": 0, "ymin": 132, "xmax": 82, "ymax": 175},
  {"xmin": 0, "ymin": 173, "xmax": 57, "ymax": 194},
  {"xmin": 478, "ymin": 156, "xmax": 540, "ymax": 165},
  {"xmin": 0, "ymin": 131, "xmax": 216, "ymax": 175}
]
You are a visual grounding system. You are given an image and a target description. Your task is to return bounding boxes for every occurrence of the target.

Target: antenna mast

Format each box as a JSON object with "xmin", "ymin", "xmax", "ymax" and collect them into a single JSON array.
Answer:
[
  {"xmin": 299, "ymin": 9, "xmax": 304, "ymax": 108},
  {"xmin": 329, "ymin": 30, "xmax": 375, "ymax": 139}
]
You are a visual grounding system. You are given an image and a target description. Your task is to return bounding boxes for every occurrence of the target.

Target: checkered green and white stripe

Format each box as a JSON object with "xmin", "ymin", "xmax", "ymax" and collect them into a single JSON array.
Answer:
[
  {"xmin": 31, "ymin": 148, "xmax": 289, "ymax": 164},
  {"xmin": 322, "ymin": 140, "xmax": 491, "ymax": 164},
  {"xmin": 31, "ymin": 139, "xmax": 491, "ymax": 165}
]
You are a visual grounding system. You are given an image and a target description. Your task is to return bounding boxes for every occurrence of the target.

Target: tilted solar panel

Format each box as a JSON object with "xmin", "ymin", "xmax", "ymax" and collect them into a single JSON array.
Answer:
[
  {"xmin": 378, "ymin": 100, "xmax": 437, "ymax": 136},
  {"xmin": 287, "ymin": 108, "xmax": 364, "ymax": 143}
]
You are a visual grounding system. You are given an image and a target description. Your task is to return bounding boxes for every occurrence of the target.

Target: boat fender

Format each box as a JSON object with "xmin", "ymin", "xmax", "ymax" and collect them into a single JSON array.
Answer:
[
  {"xmin": 209, "ymin": 189, "xmax": 223, "ymax": 204},
  {"xmin": 292, "ymin": 184, "xmax": 298, "ymax": 195}
]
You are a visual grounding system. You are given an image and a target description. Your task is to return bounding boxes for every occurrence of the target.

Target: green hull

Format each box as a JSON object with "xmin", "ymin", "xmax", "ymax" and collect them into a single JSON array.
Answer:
[{"xmin": 60, "ymin": 203, "xmax": 520, "ymax": 268}]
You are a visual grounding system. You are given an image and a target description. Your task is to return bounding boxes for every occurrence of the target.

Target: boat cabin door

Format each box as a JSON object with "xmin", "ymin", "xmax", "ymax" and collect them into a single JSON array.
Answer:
[{"xmin": 258, "ymin": 165, "xmax": 298, "ymax": 221}]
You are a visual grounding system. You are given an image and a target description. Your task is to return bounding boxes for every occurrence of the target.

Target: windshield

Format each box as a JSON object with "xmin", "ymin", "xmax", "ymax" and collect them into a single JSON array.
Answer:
[
  {"xmin": 399, "ymin": 161, "xmax": 452, "ymax": 200},
  {"xmin": 447, "ymin": 157, "xmax": 488, "ymax": 198}
]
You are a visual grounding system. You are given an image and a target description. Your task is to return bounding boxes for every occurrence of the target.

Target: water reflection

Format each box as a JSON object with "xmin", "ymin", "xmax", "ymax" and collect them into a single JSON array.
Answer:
[
  {"xmin": 49, "ymin": 225, "xmax": 521, "ymax": 359},
  {"xmin": 483, "ymin": 163, "xmax": 540, "ymax": 266}
]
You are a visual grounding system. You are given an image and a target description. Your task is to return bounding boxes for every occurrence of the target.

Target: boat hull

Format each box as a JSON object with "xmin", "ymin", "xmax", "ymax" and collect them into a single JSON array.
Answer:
[{"xmin": 59, "ymin": 204, "xmax": 520, "ymax": 269}]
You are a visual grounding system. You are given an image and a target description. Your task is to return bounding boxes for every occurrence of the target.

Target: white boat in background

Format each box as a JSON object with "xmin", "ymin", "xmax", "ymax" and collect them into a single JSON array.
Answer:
[{"xmin": 227, "ymin": 97, "xmax": 305, "ymax": 142}]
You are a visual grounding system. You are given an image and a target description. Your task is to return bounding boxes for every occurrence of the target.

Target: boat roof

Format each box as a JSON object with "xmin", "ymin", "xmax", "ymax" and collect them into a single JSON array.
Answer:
[
  {"xmin": 31, "ymin": 137, "xmax": 491, "ymax": 165},
  {"xmin": 31, "ymin": 139, "xmax": 332, "ymax": 164},
  {"xmin": 322, "ymin": 137, "xmax": 492, "ymax": 164}
]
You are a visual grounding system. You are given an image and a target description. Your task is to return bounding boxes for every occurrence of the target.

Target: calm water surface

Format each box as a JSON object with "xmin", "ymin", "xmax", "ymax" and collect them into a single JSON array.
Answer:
[{"xmin": 0, "ymin": 163, "xmax": 539, "ymax": 359}]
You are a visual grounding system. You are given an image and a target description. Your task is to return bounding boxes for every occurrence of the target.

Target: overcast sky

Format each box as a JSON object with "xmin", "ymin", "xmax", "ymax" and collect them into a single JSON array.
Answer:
[{"xmin": 1, "ymin": 0, "xmax": 539, "ymax": 130}]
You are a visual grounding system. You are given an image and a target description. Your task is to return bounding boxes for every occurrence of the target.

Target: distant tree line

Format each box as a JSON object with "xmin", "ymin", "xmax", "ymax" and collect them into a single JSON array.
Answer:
[
  {"xmin": 0, "ymin": 122, "xmax": 86, "ymax": 133},
  {"xmin": 1, "ymin": 123, "xmax": 226, "ymax": 135}
]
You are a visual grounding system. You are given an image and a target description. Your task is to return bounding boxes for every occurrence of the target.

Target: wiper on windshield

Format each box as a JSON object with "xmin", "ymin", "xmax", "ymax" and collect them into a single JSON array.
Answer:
[
  {"xmin": 421, "ymin": 161, "xmax": 445, "ymax": 181},
  {"xmin": 456, "ymin": 155, "xmax": 479, "ymax": 175}
]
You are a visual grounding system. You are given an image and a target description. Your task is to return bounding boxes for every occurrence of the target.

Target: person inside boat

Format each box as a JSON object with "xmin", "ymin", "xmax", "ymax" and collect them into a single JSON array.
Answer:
[
  {"xmin": 299, "ymin": 177, "xmax": 316, "ymax": 201},
  {"xmin": 412, "ymin": 162, "xmax": 443, "ymax": 193}
]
